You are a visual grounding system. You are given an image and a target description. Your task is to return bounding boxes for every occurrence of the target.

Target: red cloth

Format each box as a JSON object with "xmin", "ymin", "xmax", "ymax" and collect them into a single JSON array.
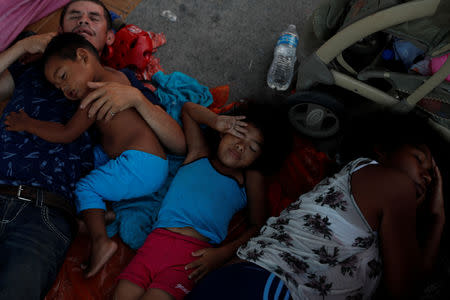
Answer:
[
  {"xmin": 102, "ymin": 25, "xmax": 166, "ymax": 85},
  {"xmin": 44, "ymin": 234, "xmax": 135, "ymax": 300},
  {"xmin": 266, "ymin": 135, "xmax": 332, "ymax": 217}
]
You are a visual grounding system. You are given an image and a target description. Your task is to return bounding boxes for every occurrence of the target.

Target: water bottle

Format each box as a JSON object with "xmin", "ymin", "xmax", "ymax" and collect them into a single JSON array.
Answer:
[{"xmin": 267, "ymin": 24, "xmax": 299, "ymax": 91}]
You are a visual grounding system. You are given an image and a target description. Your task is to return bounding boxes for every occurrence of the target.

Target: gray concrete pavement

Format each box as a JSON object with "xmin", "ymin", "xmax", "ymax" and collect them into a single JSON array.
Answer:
[{"xmin": 126, "ymin": 0, "xmax": 318, "ymax": 102}]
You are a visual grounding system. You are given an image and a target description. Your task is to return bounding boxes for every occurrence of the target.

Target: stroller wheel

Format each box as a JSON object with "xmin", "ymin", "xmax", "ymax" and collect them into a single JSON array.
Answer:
[{"xmin": 287, "ymin": 91, "xmax": 345, "ymax": 138}]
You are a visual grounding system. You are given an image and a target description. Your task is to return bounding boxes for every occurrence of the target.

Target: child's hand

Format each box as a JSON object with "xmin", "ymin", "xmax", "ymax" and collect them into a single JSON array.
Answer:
[
  {"xmin": 215, "ymin": 115, "xmax": 248, "ymax": 138},
  {"xmin": 4, "ymin": 110, "xmax": 31, "ymax": 132},
  {"xmin": 185, "ymin": 247, "xmax": 230, "ymax": 282}
]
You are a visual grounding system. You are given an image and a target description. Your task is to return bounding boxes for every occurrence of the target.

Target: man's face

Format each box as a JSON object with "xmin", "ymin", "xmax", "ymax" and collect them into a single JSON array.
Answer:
[{"xmin": 60, "ymin": 1, "xmax": 114, "ymax": 52}]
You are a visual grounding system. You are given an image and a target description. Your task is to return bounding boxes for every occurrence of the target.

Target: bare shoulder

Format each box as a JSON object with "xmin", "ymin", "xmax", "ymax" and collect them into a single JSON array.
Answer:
[
  {"xmin": 103, "ymin": 67, "xmax": 130, "ymax": 85},
  {"xmin": 183, "ymin": 150, "xmax": 209, "ymax": 165}
]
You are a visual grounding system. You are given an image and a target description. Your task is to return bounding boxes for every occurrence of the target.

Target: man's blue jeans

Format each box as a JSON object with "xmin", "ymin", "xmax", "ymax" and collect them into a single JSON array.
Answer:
[{"xmin": 0, "ymin": 194, "xmax": 73, "ymax": 300}]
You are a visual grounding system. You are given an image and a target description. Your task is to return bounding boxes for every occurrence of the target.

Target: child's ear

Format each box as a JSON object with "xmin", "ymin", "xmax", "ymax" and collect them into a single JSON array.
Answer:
[{"xmin": 76, "ymin": 48, "xmax": 90, "ymax": 64}]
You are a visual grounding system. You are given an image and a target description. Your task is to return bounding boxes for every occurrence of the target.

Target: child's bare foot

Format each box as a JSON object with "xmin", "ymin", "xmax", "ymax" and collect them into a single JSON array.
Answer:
[
  {"xmin": 77, "ymin": 211, "xmax": 116, "ymax": 235},
  {"xmin": 82, "ymin": 237, "xmax": 118, "ymax": 278}
]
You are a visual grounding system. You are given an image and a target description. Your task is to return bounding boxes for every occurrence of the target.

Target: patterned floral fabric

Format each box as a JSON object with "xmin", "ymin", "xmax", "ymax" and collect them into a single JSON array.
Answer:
[
  {"xmin": 0, "ymin": 62, "xmax": 94, "ymax": 201},
  {"xmin": 238, "ymin": 158, "xmax": 382, "ymax": 300}
]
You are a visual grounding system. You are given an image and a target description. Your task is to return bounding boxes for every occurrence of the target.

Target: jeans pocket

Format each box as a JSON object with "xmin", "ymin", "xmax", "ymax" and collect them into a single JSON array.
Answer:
[
  {"xmin": 41, "ymin": 206, "xmax": 71, "ymax": 246},
  {"xmin": 0, "ymin": 197, "xmax": 29, "ymax": 224}
]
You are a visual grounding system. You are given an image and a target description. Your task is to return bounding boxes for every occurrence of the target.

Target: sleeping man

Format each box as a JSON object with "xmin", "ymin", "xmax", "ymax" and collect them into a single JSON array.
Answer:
[{"xmin": 0, "ymin": 1, "xmax": 184, "ymax": 298}]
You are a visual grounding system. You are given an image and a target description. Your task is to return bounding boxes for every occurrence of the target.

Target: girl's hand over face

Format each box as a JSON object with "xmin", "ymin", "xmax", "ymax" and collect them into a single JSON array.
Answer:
[
  {"xmin": 215, "ymin": 115, "xmax": 248, "ymax": 138},
  {"xmin": 185, "ymin": 247, "xmax": 230, "ymax": 282}
]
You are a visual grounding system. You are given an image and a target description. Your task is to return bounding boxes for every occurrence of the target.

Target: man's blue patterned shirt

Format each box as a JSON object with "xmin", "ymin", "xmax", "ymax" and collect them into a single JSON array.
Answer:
[{"xmin": 0, "ymin": 62, "xmax": 94, "ymax": 201}]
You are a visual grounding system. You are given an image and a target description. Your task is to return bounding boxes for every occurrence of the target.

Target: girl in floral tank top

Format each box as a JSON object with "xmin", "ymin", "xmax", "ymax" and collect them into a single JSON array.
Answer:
[{"xmin": 237, "ymin": 158, "xmax": 381, "ymax": 299}]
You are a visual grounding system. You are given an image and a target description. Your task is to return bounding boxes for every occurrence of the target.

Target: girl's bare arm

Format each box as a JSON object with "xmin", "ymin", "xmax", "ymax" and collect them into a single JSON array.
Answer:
[
  {"xmin": 180, "ymin": 102, "xmax": 213, "ymax": 163},
  {"xmin": 378, "ymin": 174, "xmax": 420, "ymax": 299},
  {"xmin": 420, "ymin": 161, "xmax": 445, "ymax": 273},
  {"xmin": 356, "ymin": 166, "xmax": 444, "ymax": 299}
]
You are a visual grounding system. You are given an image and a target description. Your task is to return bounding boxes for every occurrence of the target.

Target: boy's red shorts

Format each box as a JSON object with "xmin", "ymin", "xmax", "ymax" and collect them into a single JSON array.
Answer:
[{"xmin": 117, "ymin": 228, "xmax": 212, "ymax": 300}]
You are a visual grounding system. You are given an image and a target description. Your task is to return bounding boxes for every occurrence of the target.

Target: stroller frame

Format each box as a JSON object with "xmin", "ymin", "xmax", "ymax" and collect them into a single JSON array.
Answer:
[{"xmin": 297, "ymin": 0, "xmax": 450, "ymax": 140}]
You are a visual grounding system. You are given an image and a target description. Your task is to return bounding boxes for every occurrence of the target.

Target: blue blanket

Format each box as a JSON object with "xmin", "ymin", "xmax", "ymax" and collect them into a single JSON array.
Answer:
[
  {"xmin": 102, "ymin": 71, "xmax": 213, "ymax": 249},
  {"xmin": 154, "ymin": 71, "xmax": 213, "ymax": 125}
]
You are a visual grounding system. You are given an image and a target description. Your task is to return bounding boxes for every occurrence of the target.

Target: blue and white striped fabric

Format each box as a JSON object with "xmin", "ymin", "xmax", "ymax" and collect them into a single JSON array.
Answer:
[{"xmin": 185, "ymin": 262, "xmax": 292, "ymax": 300}]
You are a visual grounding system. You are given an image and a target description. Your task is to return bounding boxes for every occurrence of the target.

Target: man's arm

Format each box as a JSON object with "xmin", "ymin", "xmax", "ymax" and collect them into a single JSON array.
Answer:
[
  {"xmin": 134, "ymin": 94, "xmax": 186, "ymax": 155},
  {"xmin": 0, "ymin": 70, "xmax": 14, "ymax": 105},
  {"xmin": 80, "ymin": 81, "xmax": 186, "ymax": 155},
  {"xmin": 0, "ymin": 43, "xmax": 22, "ymax": 103},
  {"xmin": 4, "ymin": 107, "xmax": 95, "ymax": 143},
  {"xmin": 0, "ymin": 33, "xmax": 57, "ymax": 103}
]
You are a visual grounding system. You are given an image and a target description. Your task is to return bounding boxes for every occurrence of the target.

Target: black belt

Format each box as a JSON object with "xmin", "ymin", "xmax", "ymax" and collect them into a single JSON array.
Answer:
[{"xmin": 0, "ymin": 184, "xmax": 75, "ymax": 219}]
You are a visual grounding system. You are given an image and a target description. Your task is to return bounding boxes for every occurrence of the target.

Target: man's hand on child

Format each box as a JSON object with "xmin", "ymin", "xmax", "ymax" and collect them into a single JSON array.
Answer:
[
  {"xmin": 80, "ymin": 82, "xmax": 141, "ymax": 120},
  {"xmin": 4, "ymin": 109, "xmax": 31, "ymax": 132},
  {"xmin": 185, "ymin": 247, "xmax": 230, "ymax": 282},
  {"xmin": 215, "ymin": 115, "xmax": 248, "ymax": 138}
]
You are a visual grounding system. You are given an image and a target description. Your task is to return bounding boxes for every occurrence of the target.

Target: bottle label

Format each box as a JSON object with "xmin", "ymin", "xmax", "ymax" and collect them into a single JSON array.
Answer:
[{"xmin": 276, "ymin": 34, "xmax": 298, "ymax": 47}]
